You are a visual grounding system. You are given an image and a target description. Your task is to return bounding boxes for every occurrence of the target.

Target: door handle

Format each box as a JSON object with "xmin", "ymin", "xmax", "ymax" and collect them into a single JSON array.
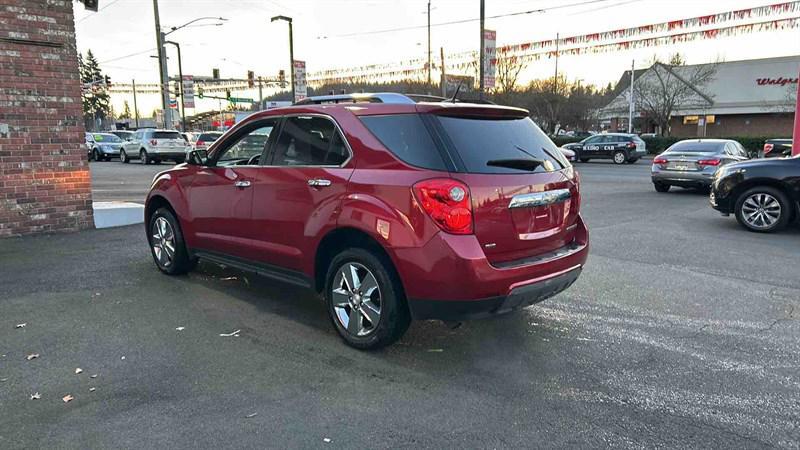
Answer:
[
  {"xmin": 307, "ymin": 179, "xmax": 332, "ymax": 187},
  {"xmin": 234, "ymin": 180, "xmax": 251, "ymax": 188}
]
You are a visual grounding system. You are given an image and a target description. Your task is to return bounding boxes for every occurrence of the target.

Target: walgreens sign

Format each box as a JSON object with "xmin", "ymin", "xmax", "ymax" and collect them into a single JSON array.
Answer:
[{"xmin": 756, "ymin": 77, "xmax": 799, "ymax": 87}]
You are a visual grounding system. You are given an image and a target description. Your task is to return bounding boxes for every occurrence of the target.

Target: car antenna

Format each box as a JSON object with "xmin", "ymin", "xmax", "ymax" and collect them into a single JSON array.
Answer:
[{"xmin": 450, "ymin": 79, "xmax": 464, "ymax": 103}]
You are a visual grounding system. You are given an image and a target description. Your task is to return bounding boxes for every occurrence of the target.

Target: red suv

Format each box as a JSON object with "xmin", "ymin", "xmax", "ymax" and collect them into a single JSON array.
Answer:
[{"xmin": 145, "ymin": 93, "xmax": 589, "ymax": 349}]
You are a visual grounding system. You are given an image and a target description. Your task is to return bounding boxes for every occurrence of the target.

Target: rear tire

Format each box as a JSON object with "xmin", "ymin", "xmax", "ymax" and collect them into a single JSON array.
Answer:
[
  {"xmin": 148, "ymin": 207, "xmax": 196, "ymax": 275},
  {"xmin": 579, "ymin": 158, "xmax": 590, "ymax": 163},
  {"xmin": 734, "ymin": 186, "xmax": 791, "ymax": 233},
  {"xmin": 140, "ymin": 149, "xmax": 149, "ymax": 165},
  {"xmin": 324, "ymin": 248, "xmax": 411, "ymax": 350},
  {"xmin": 120, "ymin": 149, "xmax": 129, "ymax": 163},
  {"xmin": 654, "ymin": 182, "xmax": 670, "ymax": 193},
  {"xmin": 613, "ymin": 151, "xmax": 627, "ymax": 165}
]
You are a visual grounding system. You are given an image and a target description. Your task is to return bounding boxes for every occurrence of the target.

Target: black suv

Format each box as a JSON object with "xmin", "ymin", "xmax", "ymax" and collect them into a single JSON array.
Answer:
[
  {"xmin": 711, "ymin": 154, "xmax": 800, "ymax": 232},
  {"xmin": 763, "ymin": 139, "xmax": 792, "ymax": 158},
  {"xmin": 563, "ymin": 133, "xmax": 646, "ymax": 164}
]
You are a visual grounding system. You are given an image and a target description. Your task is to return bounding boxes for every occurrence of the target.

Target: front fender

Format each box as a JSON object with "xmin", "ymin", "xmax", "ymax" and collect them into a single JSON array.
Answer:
[{"xmin": 145, "ymin": 168, "xmax": 196, "ymax": 245}]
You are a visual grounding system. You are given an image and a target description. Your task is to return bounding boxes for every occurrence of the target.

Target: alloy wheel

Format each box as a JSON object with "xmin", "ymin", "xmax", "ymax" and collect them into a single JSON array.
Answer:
[
  {"xmin": 613, "ymin": 151, "xmax": 626, "ymax": 164},
  {"xmin": 741, "ymin": 193, "xmax": 781, "ymax": 230},
  {"xmin": 140, "ymin": 150, "xmax": 147, "ymax": 165},
  {"xmin": 120, "ymin": 149, "xmax": 127, "ymax": 163},
  {"xmin": 151, "ymin": 217, "xmax": 175, "ymax": 268},
  {"xmin": 331, "ymin": 262, "xmax": 382, "ymax": 337}
]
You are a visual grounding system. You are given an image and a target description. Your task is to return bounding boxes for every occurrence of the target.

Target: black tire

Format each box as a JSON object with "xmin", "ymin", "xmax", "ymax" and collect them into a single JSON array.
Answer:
[
  {"xmin": 93, "ymin": 149, "xmax": 102, "ymax": 162},
  {"xmin": 579, "ymin": 158, "xmax": 590, "ymax": 163},
  {"xmin": 153, "ymin": 159, "xmax": 162, "ymax": 165},
  {"xmin": 324, "ymin": 248, "xmax": 411, "ymax": 350},
  {"xmin": 613, "ymin": 151, "xmax": 627, "ymax": 165},
  {"xmin": 654, "ymin": 182, "xmax": 670, "ymax": 193},
  {"xmin": 120, "ymin": 149, "xmax": 129, "ymax": 163},
  {"xmin": 734, "ymin": 186, "xmax": 792, "ymax": 233},
  {"xmin": 147, "ymin": 207, "xmax": 197, "ymax": 274},
  {"xmin": 140, "ymin": 149, "xmax": 149, "ymax": 165}
]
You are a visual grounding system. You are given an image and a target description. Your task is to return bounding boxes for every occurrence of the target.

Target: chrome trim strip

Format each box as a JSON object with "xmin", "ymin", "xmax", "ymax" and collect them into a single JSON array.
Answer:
[{"xmin": 508, "ymin": 189, "xmax": 571, "ymax": 209}]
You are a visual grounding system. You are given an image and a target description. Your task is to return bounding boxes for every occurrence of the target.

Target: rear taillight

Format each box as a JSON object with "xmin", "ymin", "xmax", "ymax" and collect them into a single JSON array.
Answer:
[
  {"xmin": 764, "ymin": 143, "xmax": 774, "ymax": 154},
  {"xmin": 413, "ymin": 179, "xmax": 473, "ymax": 235},
  {"xmin": 196, "ymin": 140, "xmax": 204, "ymax": 147},
  {"xmin": 698, "ymin": 159, "xmax": 721, "ymax": 166},
  {"xmin": 627, "ymin": 142, "xmax": 636, "ymax": 149},
  {"xmin": 653, "ymin": 156, "xmax": 668, "ymax": 165},
  {"xmin": 150, "ymin": 139, "xmax": 157, "ymax": 146}
]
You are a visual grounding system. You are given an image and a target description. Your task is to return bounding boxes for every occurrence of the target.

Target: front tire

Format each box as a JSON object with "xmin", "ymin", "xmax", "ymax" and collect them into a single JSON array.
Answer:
[
  {"xmin": 735, "ymin": 187, "xmax": 791, "ymax": 233},
  {"xmin": 148, "ymin": 207, "xmax": 196, "ymax": 274},
  {"xmin": 613, "ymin": 151, "xmax": 627, "ymax": 165},
  {"xmin": 324, "ymin": 248, "xmax": 410, "ymax": 350},
  {"xmin": 93, "ymin": 149, "xmax": 102, "ymax": 162}
]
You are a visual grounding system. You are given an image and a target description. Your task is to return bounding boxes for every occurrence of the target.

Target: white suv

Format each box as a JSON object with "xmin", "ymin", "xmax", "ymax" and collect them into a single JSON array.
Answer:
[{"xmin": 120, "ymin": 129, "xmax": 191, "ymax": 164}]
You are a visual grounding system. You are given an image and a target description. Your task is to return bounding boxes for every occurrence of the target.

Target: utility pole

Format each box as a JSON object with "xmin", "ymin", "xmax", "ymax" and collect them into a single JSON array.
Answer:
[
  {"xmin": 440, "ymin": 47, "xmax": 446, "ymax": 97},
  {"xmin": 165, "ymin": 41, "xmax": 186, "ymax": 131},
  {"xmin": 427, "ymin": 0, "xmax": 432, "ymax": 86},
  {"xmin": 132, "ymin": 79, "xmax": 139, "ymax": 128},
  {"xmin": 628, "ymin": 59, "xmax": 635, "ymax": 134},
  {"xmin": 257, "ymin": 76, "xmax": 263, "ymax": 110},
  {"xmin": 554, "ymin": 32, "xmax": 559, "ymax": 94},
  {"xmin": 271, "ymin": 16, "xmax": 295, "ymax": 101},
  {"xmin": 152, "ymin": 0, "xmax": 170, "ymax": 128},
  {"xmin": 479, "ymin": 0, "xmax": 485, "ymax": 100}
]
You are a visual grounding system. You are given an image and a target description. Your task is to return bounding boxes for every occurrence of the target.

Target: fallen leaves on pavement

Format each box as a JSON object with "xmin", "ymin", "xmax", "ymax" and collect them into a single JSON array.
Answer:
[
  {"xmin": 220, "ymin": 329, "xmax": 241, "ymax": 337},
  {"xmin": 30, "ymin": 393, "xmax": 41, "ymax": 400},
  {"xmin": 90, "ymin": 374, "xmax": 98, "ymax": 379},
  {"xmin": 175, "ymin": 327, "xmax": 185, "ymax": 331},
  {"xmin": 75, "ymin": 368, "xmax": 83, "ymax": 374},
  {"xmin": 26, "ymin": 353, "xmax": 39, "ymax": 361},
  {"xmin": 89, "ymin": 387, "xmax": 96, "ymax": 392},
  {"xmin": 245, "ymin": 413, "xmax": 258, "ymax": 419},
  {"xmin": 15, "ymin": 323, "xmax": 26, "ymax": 329},
  {"xmin": 62, "ymin": 395, "xmax": 74, "ymax": 403}
]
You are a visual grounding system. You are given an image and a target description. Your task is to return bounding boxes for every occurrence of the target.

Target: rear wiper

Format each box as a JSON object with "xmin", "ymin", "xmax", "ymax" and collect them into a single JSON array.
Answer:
[{"xmin": 486, "ymin": 158, "xmax": 544, "ymax": 171}]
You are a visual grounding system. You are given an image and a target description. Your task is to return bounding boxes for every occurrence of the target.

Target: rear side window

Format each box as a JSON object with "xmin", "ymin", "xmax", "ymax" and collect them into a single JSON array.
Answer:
[
  {"xmin": 360, "ymin": 114, "xmax": 446, "ymax": 170},
  {"xmin": 152, "ymin": 131, "xmax": 181, "ymax": 139},
  {"xmin": 436, "ymin": 116, "xmax": 567, "ymax": 174}
]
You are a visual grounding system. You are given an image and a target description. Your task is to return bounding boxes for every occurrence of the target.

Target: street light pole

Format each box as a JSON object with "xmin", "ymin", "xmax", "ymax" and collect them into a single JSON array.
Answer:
[
  {"xmin": 427, "ymin": 0, "xmax": 431, "ymax": 86},
  {"xmin": 165, "ymin": 41, "xmax": 186, "ymax": 132},
  {"xmin": 132, "ymin": 79, "xmax": 139, "ymax": 128},
  {"xmin": 152, "ymin": 0, "xmax": 170, "ymax": 128},
  {"xmin": 479, "ymin": 0, "xmax": 485, "ymax": 100},
  {"xmin": 271, "ymin": 15, "xmax": 294, "ymax": 102}
]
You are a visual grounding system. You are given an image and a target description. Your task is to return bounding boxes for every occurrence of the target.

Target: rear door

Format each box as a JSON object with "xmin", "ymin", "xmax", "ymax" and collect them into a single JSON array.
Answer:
[
  {"xmin": 249, "ymin": 115, "xmax": 354, "ymax": 271},
  {"xmin": 433, "ymin": 115, "xmax": 580, "ymax": 265}
]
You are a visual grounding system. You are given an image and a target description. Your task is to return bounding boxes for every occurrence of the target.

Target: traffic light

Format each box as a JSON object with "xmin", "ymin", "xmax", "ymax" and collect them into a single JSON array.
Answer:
[
  {"xmin": 197, "ymin": 86, "xmax": 204, "ymax": 99},
  {"xmin": 83, "ymin": 0, "xmax": 98, "ymax": 12},
  {"xmin": 212, "ymin": 68, "xmax": 220, "ymax": 80},
  {"xmin": 278, "ymin": 69, "xmax": 286, "ymax": 86},
  {"xmin": 225, "ymin": 89, "xmax": 231, "ymax": 100},
  {"xmin": 174, "ymin": 81, "xmax": 181, "ymax": 95},
  {"xmin": 104, "ymin": 75, "xmax": 111, "ymax": 87},
  {"xmin": 247, "ymin": 70, "xmax": 255, "ymax": 88}
]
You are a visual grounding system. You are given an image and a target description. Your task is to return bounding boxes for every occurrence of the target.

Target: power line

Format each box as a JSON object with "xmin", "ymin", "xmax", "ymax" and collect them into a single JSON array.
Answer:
[{"xmin": 319, "ymin": 0, "xmax": 631, "ymax": 39}]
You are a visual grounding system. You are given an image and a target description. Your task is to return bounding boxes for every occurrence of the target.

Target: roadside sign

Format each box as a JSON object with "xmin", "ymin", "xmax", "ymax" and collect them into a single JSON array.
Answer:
[
  {"xmin": 182, "ymin": 75, "xmax": 195, "ymax": 109},
  {"xmin": 169, "ymin": 98, "xmax": 178, "ymax": 109},
  {"xmin": 483, "ymin": 29, "xmax": 496, "ymax": 89},
  {"xmin": 293, "ymin": 60, "xmax": 307, "ymax": 102},
  {"xmin": 229, "ymin": 97, "xmax": 254, "ymax": 104}
]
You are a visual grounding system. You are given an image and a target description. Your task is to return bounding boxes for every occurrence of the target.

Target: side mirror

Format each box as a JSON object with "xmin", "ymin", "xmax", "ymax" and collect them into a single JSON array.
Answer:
[{"xmin": 187, "ymin": 149, "xmax": 209, "ymax": 166}]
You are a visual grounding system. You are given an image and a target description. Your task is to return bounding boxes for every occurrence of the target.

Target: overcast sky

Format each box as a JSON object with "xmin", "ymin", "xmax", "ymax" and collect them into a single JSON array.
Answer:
[{"xmin": 72, "ymin": 0, "xmax": 800, "ymax": 114}]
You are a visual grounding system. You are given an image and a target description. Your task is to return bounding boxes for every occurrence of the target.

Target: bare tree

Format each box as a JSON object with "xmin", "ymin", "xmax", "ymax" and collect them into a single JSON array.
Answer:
[
  {"xmin": 634, "ymin": 57, "xmax": 718, "ymax": 136},
  {"xmin": 495, "ymin": 53, "xmax": 528, "ymax": 99}
]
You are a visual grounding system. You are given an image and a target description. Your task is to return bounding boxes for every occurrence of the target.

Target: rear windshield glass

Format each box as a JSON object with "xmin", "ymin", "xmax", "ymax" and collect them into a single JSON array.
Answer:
[
  {"xmin": 436, "ymin": 116, "xmax": 567, "ymax": 174},
  {"xmin": 199, "ymin": 133, "xmax": 221, "ymax": 141},
  {"xmin": 666, "ymin": 141, "xmax": 723, "ymax": 153},
  {"xmin": 152, "ymin": 131, "xmax": 182, "ymax": 139},
  {"xmin": 360, "ymin": 114, "xmax": 446, "ymax": 170}
]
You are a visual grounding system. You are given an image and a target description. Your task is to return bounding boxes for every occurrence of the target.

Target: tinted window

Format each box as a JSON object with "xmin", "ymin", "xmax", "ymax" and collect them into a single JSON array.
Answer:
[
  {"xmin": 583, "ymin": 135, "xmax": 602, "ymax": 144},
  {"xmin": 666, "ymin": 141, "xmax": 724, "ymax": 153},
  {"xmin": 199, "ymin": 133, "xmax": 221, "ymax": 142},
  {"xmin": 273, "ymin": 116, "xmax": 348, "ymax": 166},
  {"xmin": 436, "ymin": 116, "xmax": 567, "ymax": 174},
  {"xmin": 360, "ymin": 114, "xmax": 446, "ymax": 170},
  {"xmin": 216, "ymin": 122, "xmax": 275, "ymax": 164},
  {"xmin": 152, "ymin": 131, "xmax": 182, "ymax": 139}
]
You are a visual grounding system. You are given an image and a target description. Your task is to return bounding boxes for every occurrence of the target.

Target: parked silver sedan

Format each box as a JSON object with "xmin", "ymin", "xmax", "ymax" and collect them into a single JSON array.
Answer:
[{"xmin": 651, "ymin": 139, "xmax": 749, "ymax": 192}]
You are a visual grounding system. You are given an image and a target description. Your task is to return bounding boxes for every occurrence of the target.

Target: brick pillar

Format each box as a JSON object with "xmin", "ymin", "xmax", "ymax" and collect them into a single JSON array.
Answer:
[{"xmin": 0, "ymin": 0, "xmax": 93, "ymax": 237}]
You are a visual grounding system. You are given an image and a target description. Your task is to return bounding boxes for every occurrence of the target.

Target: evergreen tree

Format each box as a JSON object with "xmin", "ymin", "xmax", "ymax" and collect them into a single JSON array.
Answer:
[
  {"xmin": 79, "ymin": 50, "xmax": 110, "ymax": 129},
  {"xmin": 119, "ymin": 101, "xmax": 132, "ymax": 120}
]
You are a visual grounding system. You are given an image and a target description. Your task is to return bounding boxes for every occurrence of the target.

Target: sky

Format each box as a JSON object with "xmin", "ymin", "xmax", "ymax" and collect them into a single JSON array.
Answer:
[{"xmin": 72, "ymin": 0, "xmax": 800, "ymax": 115}]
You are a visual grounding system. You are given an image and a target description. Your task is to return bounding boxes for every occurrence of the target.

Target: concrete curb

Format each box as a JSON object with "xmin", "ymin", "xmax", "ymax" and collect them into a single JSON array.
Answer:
[{"xmin": 93, "ymin": 202, "xmax": 144, "ymax": 229}]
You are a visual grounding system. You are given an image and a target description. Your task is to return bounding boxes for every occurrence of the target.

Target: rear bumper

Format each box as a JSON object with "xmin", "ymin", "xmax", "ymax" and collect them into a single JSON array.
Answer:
[
  {"xmin": 395, "ymin": 215, "xmax": 589, "ymax": 321},
  {"xmin": 148, "ymin": 149, "xmax": 188, "ymax": 159},
  {"xmin": 409, "ymin": 266, "xmax": 582, "ymax": 321},
  {"xmin": 651, "ymin": 167, "xmax": 715, "ymax": 187}
]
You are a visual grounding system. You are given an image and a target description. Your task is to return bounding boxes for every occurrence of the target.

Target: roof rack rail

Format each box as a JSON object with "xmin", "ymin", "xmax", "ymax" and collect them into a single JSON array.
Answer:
[{"xmin": 294, "ymin": 92, "xmax": 417, "ymax": 105}]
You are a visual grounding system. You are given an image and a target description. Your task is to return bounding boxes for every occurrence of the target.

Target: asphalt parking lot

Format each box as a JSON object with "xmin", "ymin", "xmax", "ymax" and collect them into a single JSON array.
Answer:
[{"xmin": 2, "ymin": 161, "xmax": 799, "ymax": 448}]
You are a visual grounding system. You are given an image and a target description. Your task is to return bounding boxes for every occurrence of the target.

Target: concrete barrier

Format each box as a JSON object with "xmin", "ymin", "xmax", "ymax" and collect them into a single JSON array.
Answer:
[{"xmin": 93, "ymin": 202, "xmax": 145, "ymax": 229}]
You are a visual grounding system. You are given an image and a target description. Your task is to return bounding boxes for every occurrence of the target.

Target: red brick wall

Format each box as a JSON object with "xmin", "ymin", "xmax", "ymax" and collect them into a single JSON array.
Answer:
[{"xmin": 0, "ymin": 0, "xmax": 93, "ymax": 237}]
